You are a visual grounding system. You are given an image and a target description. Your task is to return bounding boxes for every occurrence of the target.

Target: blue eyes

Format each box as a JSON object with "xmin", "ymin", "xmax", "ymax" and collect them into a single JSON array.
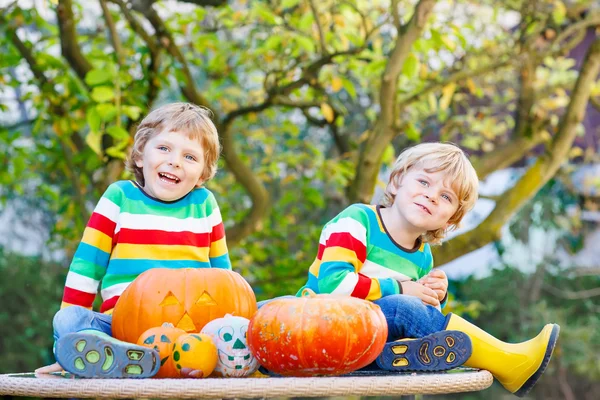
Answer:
[
  {"xmin": 157, "ymin": 146, "xmax": 196, "ymax": 161},
  {"xmin": 418, "ymin": 179, "xmax": 452, "ymax": 202}
]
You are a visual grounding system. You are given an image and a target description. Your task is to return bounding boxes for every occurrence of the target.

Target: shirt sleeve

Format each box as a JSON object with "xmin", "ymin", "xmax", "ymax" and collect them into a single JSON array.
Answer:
[
  {"xmin": 60, "ymin": 183, "xmax": 122, "ymax": 309},
  {"xmin": 206, "ymin": 191, "xmax": 232, "ymax": 270},
  {"xmin": 316, "ymin": 205, "xmax": 400, "ymax": 301}
]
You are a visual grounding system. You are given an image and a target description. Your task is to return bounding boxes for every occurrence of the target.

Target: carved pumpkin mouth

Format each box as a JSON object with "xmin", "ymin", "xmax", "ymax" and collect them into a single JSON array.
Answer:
[
  {"xmin": 176, "ymin": 313, "xmax": 197, "ymax": 332},
  {"xmin": 218, "ymin": 349, "xmax": 253, "ymax": 370}
]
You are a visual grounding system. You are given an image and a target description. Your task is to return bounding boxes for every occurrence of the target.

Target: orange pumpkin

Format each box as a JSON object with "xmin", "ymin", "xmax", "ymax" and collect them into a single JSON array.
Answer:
[
  {"xmin": 137, "ymin": 323, "xmax": 186, "ymax": 378},
  {"xmin": 112, "ymin": 268, "xmax": 257, "ymax": 344},
  {"xmin": 171, "ymin": 333, "xmax": 218, "ymax": 378},
  {"xmin": 247, "ymin": 291, "xmax": 387, "ymax": 376}
]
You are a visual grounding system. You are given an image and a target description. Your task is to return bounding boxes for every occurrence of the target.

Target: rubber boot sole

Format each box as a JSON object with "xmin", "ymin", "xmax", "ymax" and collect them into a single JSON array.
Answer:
[
  {"xmin": 55, "ymin": 332, "xmax": 160, "ymax": 378},
  {"xmin": 514, "ymin": 324, "xmax": 560, "ymax": 398},
  {"xmin": 376, "ymin": 330, "xmax": 472, "ymax": 372}
]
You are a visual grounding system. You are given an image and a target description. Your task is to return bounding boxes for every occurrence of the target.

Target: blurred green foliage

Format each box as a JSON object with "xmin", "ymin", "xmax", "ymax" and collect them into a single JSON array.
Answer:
[{"xmin": 0, "ymin": 247, "xmax": 64, "ymax": 374}]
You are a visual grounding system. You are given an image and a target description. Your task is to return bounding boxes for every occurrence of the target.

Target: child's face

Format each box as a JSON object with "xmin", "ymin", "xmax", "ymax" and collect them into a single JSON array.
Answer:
[
  {"xmin": 388, "ymin": 166, "xmax": 459, "ymax": 234},
  {"xmin": 135, "ymin": 129, "xmax": 205, "ymax": 201}
]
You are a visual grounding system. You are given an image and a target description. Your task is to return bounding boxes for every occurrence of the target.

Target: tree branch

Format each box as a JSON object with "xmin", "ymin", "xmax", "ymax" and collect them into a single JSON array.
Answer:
[
  {"xmin": 543, "ymin": 284, "xmax": 600, "ymax": 300},
  {"xmin": 434, "ymin": 36, "xmax": 600, "ymax": 266},
  {"xmin": 108, "ymin": 0, "xmax": 161, "ymax": 106},
  {"xmin": 139, "ymin": 4, "xmax": 212, "ymax": 110},
  {"xmin": 99, "ymin": 0, "xmax": 125, "ymax": 65},
  {"xmin": 308, "ymin": 0, "xmax": 327, "ymax": 55},
  {"xmin": 349, "ymin": 0, "xmax": 437, "ymax": 203},
  {"xmin": 471, "ymin": 128, "xmax": 547, "ymax": 181},
  {"xmin": 4, "ymin": 14, "xmax": 86, "ymax": 152},
  {"xmin": 397, "ymin": 58, "xmax": 513, "ymax": 108},
  {"xmin": 56, "ymin": 0, "xmax": 92, "ymax": 81}
]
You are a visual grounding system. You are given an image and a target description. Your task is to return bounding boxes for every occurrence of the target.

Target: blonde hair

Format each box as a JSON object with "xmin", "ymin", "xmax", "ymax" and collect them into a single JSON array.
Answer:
[
  {"xmin": 381, "ymin": 142, "xmax": 479, "ymax": 244},
  {"xmin": 126, "ymin": 103, "xmax": 221, "ymax": 186}
]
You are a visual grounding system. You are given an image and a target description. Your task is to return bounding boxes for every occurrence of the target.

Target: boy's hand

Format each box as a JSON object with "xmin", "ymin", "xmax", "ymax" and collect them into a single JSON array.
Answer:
[
  {"xmin": 398, "ymin": 280, "xmax": 440, "ymax": 307},
  {"xmin": 419, "ymin": 269, "xmax": 448, "ymax": 301},
  {"xmin": 34, "ymin": 362, "xmax": 63, "ymax": 374},
  {"xmin": 180, "ymin": 367, "xmax": 204, "ymax": 378}
]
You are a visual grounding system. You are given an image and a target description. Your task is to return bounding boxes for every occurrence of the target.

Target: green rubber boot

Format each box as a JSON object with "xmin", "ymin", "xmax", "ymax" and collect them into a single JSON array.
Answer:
[{"xmin": 55, "ymin": 330, "xmax": 160, "ymax": 378}]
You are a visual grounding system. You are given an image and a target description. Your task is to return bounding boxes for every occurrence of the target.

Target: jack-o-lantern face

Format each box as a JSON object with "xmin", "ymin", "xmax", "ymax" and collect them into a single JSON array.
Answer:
[
  {"xmin": 201, "ymin": 315, "xmax": 259, "ymax": 377},
  {"xmin": 112, "ymin": 268, "xmax": 257, "ymax": 344}
]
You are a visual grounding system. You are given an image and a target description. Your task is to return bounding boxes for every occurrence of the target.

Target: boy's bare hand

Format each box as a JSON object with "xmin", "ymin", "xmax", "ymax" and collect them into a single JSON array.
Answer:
[
  {"xmin": 180, "ymin": 367, "xmax": 204, "ymax": 378},
  {"xmin": 399, "ymin": 281, "xmax": 440, "ymax": 307},
  {"xmin": 419, "ymin": 269, "xmax": 448, "ymax": 301},
  {"xmin": 34, "ymin": 362, "xmax": 63, "ymax": 374}
]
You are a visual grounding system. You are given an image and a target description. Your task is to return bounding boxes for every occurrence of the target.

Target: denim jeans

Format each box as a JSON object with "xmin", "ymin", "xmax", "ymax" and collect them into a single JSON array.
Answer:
[
  {"xmin": 52, "ymin": 306, "xmax": 112, "ymax": 356},
  {"xmin": 259, "ymin": 294, "xmax": 448, "ymax": 341},
  {"xmin": 374, "ymin": 294, "xmax": 449, "ymax": 341}
]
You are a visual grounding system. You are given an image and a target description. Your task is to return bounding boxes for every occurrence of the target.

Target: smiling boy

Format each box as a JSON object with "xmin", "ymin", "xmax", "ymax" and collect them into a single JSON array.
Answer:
[
  {"xmin": 36, "ymin": 103, "xmax": 231, "ymax": 378},
  {"xmin": 298, "ymin": 142, "xmax": 559, "ymax": 397}
]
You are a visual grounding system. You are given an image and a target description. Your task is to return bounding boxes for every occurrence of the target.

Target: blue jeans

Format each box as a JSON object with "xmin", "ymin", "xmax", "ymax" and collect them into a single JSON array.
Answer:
[
  {"xmin": 52, "ymin": 306, "xmax": 112, "ymax": 356},
  {"xmin": 259, "ymin": 294, "xmax": 448, "ymax": 341},
  {"xmin": 374, "ymin": 294, "xmax": 449, "ymax": 341}
]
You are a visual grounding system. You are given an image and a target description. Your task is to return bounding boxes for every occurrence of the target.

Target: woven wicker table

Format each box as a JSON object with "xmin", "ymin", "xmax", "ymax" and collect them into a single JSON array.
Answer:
[{"xmin": 0, "ymin": 370, "xmax": 493, "ymax": 398}]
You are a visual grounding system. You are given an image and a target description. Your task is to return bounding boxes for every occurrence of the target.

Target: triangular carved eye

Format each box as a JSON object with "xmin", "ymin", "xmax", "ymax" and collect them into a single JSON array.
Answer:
[
  {"xmin": 159, "ymin": 291, "xmax": 181, "ymax": 307},
  {"xmin": 195, "ymin": 291, "xmax": 217, "ymax": 306}
]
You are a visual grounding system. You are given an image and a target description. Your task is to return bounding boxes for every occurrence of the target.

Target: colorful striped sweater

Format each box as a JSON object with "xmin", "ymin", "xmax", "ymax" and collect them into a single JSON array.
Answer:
[
  {"xmin": 297, "ymin": 204, "xmax": 437, "ymax": 302},
  {"xmin": 61, "ymin": 180, "xmax": 231, "ymax": 313}
]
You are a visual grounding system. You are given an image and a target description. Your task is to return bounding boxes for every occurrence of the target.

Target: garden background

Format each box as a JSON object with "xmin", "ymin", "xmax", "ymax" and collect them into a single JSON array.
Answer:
[{"xmin": 1, "ymin": 0, "xmax": 599, "ymax": 398}]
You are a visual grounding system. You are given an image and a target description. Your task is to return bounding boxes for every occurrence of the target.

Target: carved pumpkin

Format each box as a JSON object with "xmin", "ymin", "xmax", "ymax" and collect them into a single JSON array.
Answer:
[
  {"xmin": 137, "ymin": 323, "xmax": 186, "ymax": 378},
  {"xmin": 112, "ymin": 268, "xmax": 257, "ymax": 344},
  {"xmin": 201, "ymin": 314, "xmax": 259, "ymax": 377},
  {"xmin": 171, "ymin": 333, "xmax": 218, "ymax": 378},
  {"xmin": 247, "ymin": 291, "xmax": 388, "ymax": 376}
]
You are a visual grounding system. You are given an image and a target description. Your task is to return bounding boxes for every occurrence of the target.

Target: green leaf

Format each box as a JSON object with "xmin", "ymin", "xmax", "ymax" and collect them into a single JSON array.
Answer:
[
  {"xmin": 552, "ymin": 1, "xmax": 566, "ymax": 25},
  {"xmin": 86, "ymin": 107, "xmax": 101, "ymax": 132},
  {"xmin": 402, "ymin": 53, "xmax": 419, "ymax": 79},
  {"xmin": 405, "ymin": 124, "xmax": 420, "ymax": 141},
  {"xmin": 106, "ymin": 126, "xmax": 129, "ymax": 140},
  {"xmin": 381, "ymin": 144, "xmax": 395, "ymax": 165},
  {"xmin": 282, "ymin": 0, "xmax": 300, "ymax": 8},
  {"xmin": 96, "ymin": 104, "xmax": 117, "ymax": 121},
  {"xmin": 84, "ymin": 69, "xmax": 113, "ymax": 86},
  {"xmin": 341, "ymin": 76, "xmax": 357, "ymax": 100},
  {"xmin": 122, "ymin": 105, "xmax": 142, "ymax": 121},
  {"xmin": 91, "ymin": 86, "xmax": 115, "ymax": 103},
  {"xmin": 295, "ymin": 36, "xmax": 316, "ymax": 53}
]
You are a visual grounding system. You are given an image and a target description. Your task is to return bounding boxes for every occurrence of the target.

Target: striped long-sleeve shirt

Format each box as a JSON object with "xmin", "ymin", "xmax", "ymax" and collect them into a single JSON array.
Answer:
[
  {"xmin": 61, "ymin": 180, "xmax": 231, "ymax": 313},
  {"xmin": 297, "ymin": 204, "xmax": 437, "ymax": 302}
]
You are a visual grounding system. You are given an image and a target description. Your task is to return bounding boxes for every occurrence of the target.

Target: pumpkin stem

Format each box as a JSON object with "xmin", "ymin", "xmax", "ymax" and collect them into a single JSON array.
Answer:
[
  {"xmin": 161, "ymin": 323, "xmax": 176, "ymax": 328},
  {"xmin": 300, "ymin": 288, "xmax": 317, "ymax": 297}
]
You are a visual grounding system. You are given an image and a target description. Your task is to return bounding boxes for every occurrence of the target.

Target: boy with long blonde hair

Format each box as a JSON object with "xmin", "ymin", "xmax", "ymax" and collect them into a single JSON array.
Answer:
[{"xmin": 298, "ymin": 142, "xmax": 559, "ymax": 397}]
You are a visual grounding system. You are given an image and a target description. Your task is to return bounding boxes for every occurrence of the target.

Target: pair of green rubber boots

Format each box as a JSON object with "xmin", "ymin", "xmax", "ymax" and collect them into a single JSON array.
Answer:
[{"xmin": 376, "ymin": 314, "xmax": 560, "ymax": 398}]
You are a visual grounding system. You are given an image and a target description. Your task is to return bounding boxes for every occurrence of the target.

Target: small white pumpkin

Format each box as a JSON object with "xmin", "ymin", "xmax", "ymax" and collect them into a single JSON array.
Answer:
[{"xmin": 200, "ymin": 314, "xmax": 259, "ymax": 377}]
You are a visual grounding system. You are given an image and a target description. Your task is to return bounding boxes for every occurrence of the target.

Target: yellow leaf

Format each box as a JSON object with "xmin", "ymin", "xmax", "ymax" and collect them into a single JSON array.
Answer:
[
  {"xmin": 248, "ymin": 112, "xmax": 258, "ymax": 123},
  {"xmin": 428, "ymin": 93, "xmax": 438, "ymax": 112},
  {"xmin": 86, "ymin": 130, "xmax": 103, "ymax": 156},
  {"xmin": 331, "ymin": 77, "xmax": 343, "ymax": 93},
  {"xmin": 439, "ymin": 83, "xmax": 457, "ymax": 110},
  {"xmin": 539, "ymin": 130, "xmax": 552, "ymax": 142},
  {"xmin": 466, "ymin": 79, "xmax": 477, "ymax": 94},
  {"xmin": 569, "ymin": 147, "xmax": 583, "ymax": 159},
  {"xmin": 333, "ymin": 15, "xmax": 345, "ymax": 28},
  {"xmin": 321, "ymin": 103, "xmax": 335, "ymax": 122}
]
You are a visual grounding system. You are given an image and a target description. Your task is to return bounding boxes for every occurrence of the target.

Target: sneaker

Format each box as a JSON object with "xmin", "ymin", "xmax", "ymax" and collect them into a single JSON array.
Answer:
[
  {"xmin": 376, "ymin": 330, "xmax": 472, "ymax": 372},
  {"xmin": 55, "ymin": 330, "xmax": 160, "ymax": 378}
]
